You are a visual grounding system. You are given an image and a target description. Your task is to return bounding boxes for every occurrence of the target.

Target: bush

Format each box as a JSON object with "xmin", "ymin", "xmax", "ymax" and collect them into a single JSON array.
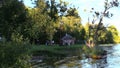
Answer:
[
  {"xmin": 0, "ymin": 42, "xmax": 32, "ymax": 68},
  {"xmin": 82, "ymin": 45, "xmax": 103, "ymax": 57}
]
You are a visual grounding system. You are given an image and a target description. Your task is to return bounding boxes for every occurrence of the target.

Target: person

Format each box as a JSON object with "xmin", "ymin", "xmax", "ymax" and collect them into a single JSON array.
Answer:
[
  {"xmin": 51, "ymin": 40, "xmax": 54, "ymax": 45},
  {"xmin": 46, "ymin": 40, "xmax": 49, "ymax": 45}
]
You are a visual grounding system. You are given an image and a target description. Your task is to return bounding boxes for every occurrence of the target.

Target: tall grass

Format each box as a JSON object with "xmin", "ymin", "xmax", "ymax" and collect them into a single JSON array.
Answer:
[{"xmin": 30, "ymin": 44, "xmax": 84, "ymax": 56}]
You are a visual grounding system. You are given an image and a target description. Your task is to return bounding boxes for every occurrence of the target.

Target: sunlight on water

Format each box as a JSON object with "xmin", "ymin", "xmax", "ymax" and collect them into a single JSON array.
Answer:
[
  {"xmin": 57, "ymin": 44, "xmax": 120, "ymax": 68},
  {"xmin": 106, "ymin": 44, "xmax": 120, "ymax": 68}
]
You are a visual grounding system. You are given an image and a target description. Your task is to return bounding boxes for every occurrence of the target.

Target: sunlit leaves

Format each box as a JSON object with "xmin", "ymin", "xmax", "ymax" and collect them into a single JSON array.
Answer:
[
  {"xmin": 66, "ymin": 8, "xmax": 79, "ymax": 18},
  {"xmin": 86, "ymin": 0, "xmax": 120, "ymax": 44}
]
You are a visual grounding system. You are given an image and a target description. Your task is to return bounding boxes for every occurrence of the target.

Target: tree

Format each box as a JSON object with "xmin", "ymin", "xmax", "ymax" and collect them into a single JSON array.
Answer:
[
  {"xmin": 87, "ymin": 0, "xmax": 119, "ymax": 45},
  {"xmin": 56, "ymin": 7, "xmax": 85, "ymax": 43},
  {"xmin": 107, "ymin": 25, "xmax": 119, "ymax": 43},
  {"xmin": 28, "ymin": 0, "xmax": 65, "ymax": 43},
  {"xmin": 105, "ymin": 31, "xmax": 114, "ymax": 43},
  {"xmin": 28, "ymin": 0, "xmax": 84, "ymax": 44},
  {"xmin": 32, "ymin": 0, "xmax": 70, "ymax": 43},
  {"xmin": 27, "ymin": 0, "xmax": 54, "ymax": 43},
  {"xmin": 0, "ymin": 0, "xmax": 29, "ymax": 41}
]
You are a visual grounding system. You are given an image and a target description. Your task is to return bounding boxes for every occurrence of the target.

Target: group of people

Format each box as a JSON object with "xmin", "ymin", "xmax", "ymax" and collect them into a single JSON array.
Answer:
[{"xmin": 46, "ymin": 40, "xmax": 54, "ymax": 45}]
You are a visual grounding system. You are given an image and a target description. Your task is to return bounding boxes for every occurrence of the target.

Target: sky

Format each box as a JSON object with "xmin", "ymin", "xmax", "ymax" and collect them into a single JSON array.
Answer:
[{"xmin": 24, "ymin": 0, "xmax": 120, "ymax": 33}]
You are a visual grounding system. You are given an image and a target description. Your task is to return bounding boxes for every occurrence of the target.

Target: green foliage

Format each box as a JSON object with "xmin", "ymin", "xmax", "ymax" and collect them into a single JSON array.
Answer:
[
  {"xmin": 82, "ymin": 45, "xmax": 103, "ymax": 56},
  {"xmin": 31, "ymin": 44, "xmax": 83, "ymax": 57},
  {"xmin": 0, "ymin": 0, "xmax": 119, "ymax": 45},
  {"xmin": 11, "ymin": 32, "xmax": 24, "ymax": 43},
  {"xmin": 53, "ymin": 7, "xmax": 84, "ymax": 43},
  {"xmin": 97, "ymin": 25, "xmax": 119, "ymax": 44},
  {"xmin": 0, "ymin": 0, "xmax": 29, "ymax": 41},
  {"xmin": 0, "ymin": 0, "xmax": 120, "ymax": 67},
  {"xmin": 28, "ymin": 0, "xmax": 85, "ymax": 43},
  {"xmin": 0, "ymin": 42, "xmax": 31, "ymax": 68},
  {"xmin": 107, "ymin": 25, "xmax": 119, "ymax": 43},
  {"xmin": 66, "ymin": 7, "xmax": 79, "ymax": 18},
  {"xmin": 85, "ymin": 0, "xmax": 119, "ymax": 44},
  {"xmin": 30, "ymin": 44, "xmax": 83, "ymax": 66},
  {"xmin": 85, "ymin": 22, "xmax": 119, "ymax": 44}
]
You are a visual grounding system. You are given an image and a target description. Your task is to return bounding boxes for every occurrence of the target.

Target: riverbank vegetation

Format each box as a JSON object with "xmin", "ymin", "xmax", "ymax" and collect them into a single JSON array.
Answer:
[
  {"xmin": 0, "ymin": 0, "xmax": 120, "ymax": 44},
  {"xmin": 0, "ymin": 41, "xmax": 31, "ymax": 68},
  {"xmin": 0, "ymin": 0, "xmax": 120, "ymax": 68},
  {"xmin": 0, "ymin": 41, "xmax": 83, "ymax": 67},
  {"xmin": 0, "ymin": 41, "xmax": 107, "ymax": 67}
]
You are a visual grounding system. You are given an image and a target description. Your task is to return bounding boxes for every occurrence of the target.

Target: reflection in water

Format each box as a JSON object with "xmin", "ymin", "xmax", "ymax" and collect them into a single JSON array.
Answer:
[
  {"xmin": 80, "ymin": 57, "xmax": 107, "ymax": 68},
  {"xmin": 57, "ymin": 44, "xmax": 120, "ymax": 68}
]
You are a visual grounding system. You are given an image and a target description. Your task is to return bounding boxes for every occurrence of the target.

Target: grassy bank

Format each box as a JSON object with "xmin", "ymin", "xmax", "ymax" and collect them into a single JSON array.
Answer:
[
  {"xmin": 30, "ymin": 44, "xmax": 84, "ymax": 57},
  {"xmin": 0, "ymin": 42, "xmax": 104, "ymax": 68},
  {"xmin": 30, "ymin": 44, "xmax": 84, "ymax": 66}
]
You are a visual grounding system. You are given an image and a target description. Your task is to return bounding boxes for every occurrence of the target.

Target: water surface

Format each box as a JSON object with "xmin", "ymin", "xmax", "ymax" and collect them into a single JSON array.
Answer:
[{"xmin": 58, "ymin": 44, "xmax": 120, "ymax": 68}]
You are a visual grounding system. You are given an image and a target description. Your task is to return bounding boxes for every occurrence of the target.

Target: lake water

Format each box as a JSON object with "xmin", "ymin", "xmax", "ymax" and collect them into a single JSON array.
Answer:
[{"xmin": 58, "ymin": 44, "xmax": 120, "ymax": 68}]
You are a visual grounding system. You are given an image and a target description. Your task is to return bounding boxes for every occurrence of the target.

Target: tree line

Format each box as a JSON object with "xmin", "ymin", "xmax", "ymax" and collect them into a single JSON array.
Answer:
[{"xmin": 0, "ymin": 0, "xmax": 120, "ymax": 44}]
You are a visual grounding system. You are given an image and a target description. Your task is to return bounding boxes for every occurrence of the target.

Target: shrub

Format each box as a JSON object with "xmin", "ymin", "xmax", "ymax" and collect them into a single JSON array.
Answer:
[
  {"xmin": 82, "ymin": 45, "xmax": 103, "ymax": 57},
  {"xmin": 0, "ymin": 42, "xmax": 32, "ymax": 68}
]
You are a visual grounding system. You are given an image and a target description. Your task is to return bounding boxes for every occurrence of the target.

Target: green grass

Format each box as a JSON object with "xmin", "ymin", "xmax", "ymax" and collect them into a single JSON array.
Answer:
[
  {"xmin": 30, "ymin": 44, "xmax": 84, "ymax": 56},
  {"xmin": 29, "ymin": 44, "xmax": 85, "ymax": 66},
  {"xmin": 0, "ymin": 42, "xmax": 105, "ymax": 67}
]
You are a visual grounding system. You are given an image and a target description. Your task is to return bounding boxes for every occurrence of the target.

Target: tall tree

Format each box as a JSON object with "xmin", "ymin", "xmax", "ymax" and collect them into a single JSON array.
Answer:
[
  {"xmin": 87, "ymin": 0, "xmax": 119, "ymax": 45},
  {"xmin": 0, "ymin": 0, "xmax": 29, "ymax": 41},
  {"xmin": 107, "ymin": 25, "xmax": 119, "ymax": 43},
  {"xmin": 30, "ymin": 0, "xmax": 68, "ymax": 43},
  {"xmin": 59, "ymin": 7, "xmax": 85, "ymax": 43}
]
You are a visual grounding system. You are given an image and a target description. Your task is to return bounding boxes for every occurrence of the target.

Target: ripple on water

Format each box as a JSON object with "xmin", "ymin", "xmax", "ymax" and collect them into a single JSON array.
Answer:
[
  {"xmin": 106, "ymin": 44, "xmax": 120, "ymax": 68},
  {"xmin": 57, "ymin": 44, "xmax": 120, "ymax": 68}
]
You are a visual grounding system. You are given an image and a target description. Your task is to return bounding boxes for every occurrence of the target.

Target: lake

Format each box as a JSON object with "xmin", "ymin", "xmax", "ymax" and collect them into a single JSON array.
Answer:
[{"xmin": 57, "ymin": 44, "xmax": 120, "ymax": 68}]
